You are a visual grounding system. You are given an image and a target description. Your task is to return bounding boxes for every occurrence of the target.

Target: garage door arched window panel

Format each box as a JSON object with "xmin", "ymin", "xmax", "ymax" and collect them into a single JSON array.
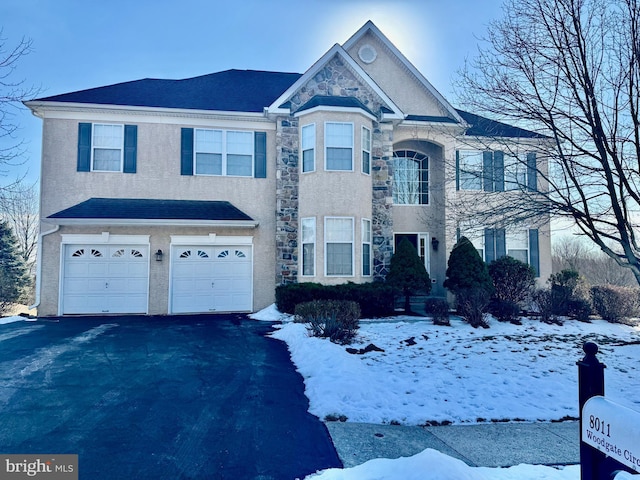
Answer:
[
  {"xmin": 90, "ymin": 248, "xmax": 104, "ymax": 257},
  {"xmin": 71, "ymin": 249, "xmax": 85, "ymax": 258},
  {"xmin": 392, "ymin": 150, "xmax": 428, "ymax": 205}
]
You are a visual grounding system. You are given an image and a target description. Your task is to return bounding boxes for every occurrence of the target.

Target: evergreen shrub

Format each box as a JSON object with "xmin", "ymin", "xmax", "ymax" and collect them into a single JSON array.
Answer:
[
  {"xmin": 386, "ymin": 238, "xmax": 431, "ymax": 313},
  {"xmin": 294, "ymin": 300, "xmax": 360, "ymax": 344},
  {"xmin": 0, "ymin": 222, "xmax": 29, "ymax": 313},
  {"xmin": 549, "ymin": 269, "xmax": 592, "ymax": 320},
  {"xmin": 276, "ymin": 282, "xmax": 395, "ymax": 318},
  {"xmin": 444, "ymin": 236, "xmax": 493, "ymax": 328}
]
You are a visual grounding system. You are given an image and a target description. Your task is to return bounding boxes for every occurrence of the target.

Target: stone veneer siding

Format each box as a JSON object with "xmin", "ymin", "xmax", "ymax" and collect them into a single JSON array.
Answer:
[
  {"xmin": 371, "ymin": 122, "xmax": 394, "ymax": 279},
  {"xmin": 275, "ymin": 54, "xmax": 396, "ymax": 285},
  {"xmin": 275, "ymin": 116, "xmax": 299, "ymax": 285}
]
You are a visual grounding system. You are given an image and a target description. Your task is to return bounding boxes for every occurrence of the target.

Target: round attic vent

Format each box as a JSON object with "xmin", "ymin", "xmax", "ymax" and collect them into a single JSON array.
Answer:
[{"xmin": 358, "ymin": 44, "xmax": 377, "ymax": 64}]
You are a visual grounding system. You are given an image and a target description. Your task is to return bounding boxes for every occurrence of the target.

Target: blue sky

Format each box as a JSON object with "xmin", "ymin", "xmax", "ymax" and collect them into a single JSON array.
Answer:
[{"xmin": 0, "ymin": 0, "xmax": 504, "ymax": 185}]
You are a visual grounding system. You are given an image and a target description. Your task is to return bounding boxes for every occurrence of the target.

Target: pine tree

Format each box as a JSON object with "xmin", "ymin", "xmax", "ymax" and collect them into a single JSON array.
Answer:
[
  {"xmin": 444, "ymin": 236, "xmax": 493, "ymax": 327},
  {"xmin": 386, "ymin": 238, "xmax": 431, "ymax": 313},
  {"xmin": 0, "ymin": 221, "xmax": 29, "ymax": 313},
  {"xmin": 444, "ymin": 236, "xmax": 492, "ymax": 293}
]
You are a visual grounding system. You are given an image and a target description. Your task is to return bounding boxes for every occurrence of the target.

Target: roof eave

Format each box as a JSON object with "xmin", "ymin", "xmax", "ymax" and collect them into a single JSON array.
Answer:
[
  {"xmin": 47, "ymin": 218, "xmax": 259, "ymax": 228},
  {"xmin": 24, "ymin": 100, "xmax": 267, "ymax": 120}
]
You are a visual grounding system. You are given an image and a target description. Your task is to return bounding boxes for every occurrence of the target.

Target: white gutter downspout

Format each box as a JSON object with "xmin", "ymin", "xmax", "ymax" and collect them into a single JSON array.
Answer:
[{"xmin": 29, "ymin": 224, "xmax": 60, "ymax": 312}]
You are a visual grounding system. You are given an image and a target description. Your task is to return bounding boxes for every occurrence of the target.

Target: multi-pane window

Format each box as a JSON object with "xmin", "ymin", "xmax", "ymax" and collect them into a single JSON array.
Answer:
[
  {"xmin": 457, "ymin": 150, "xmax": 484, "ymax": 191},
  {"xmin": 392, "ymin": 150, "xmax": 429, "ymax": 204},
  {"xmin": 362, "ymin": 126, "xmax": 371, "ymax": 174},
  {"xmin": 301, "ymin": 217, "xmax": 316, "ymax": 276},
  {"xmin": 362, "ymin": 219, "xmax": 372, "ymax": 276},
  {"xmin": 325, "ymin": 122, "xmax": 353, "ymax": 171},
  {"xmin": 506, "ymin": 230, "xmax": 529, "ymax": 264},
  {"xmin": 302, "ymin": 124, "xmax": 315, "ymax": 173},
  {"xmin": 92, "ymin": 124, "xmax": 124, "ymax": 172},
  {"xmin": 325, "ymin": 217, "xmax": 354, "ymax": 276},
  {"xmin": 457, "ymin": 150, "xmax": 537, "ymax": 192},
  {"xmin": 194, "ymin": 129, "xmax": 253, "ymax": 176},
  {"xmin": 504, "ymin": 154, "xmax": 527, "ymax": 191},
  {"xmin": 195, "ymin": 129, "xmax": 222, "ymax": 175}
]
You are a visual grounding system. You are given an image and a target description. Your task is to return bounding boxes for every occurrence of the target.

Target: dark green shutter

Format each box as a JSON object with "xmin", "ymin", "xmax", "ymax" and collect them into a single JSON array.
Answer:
[
  {"xmin": 77, "ymin": 123, "xmax": 92, "ymax": 172},
  {"xmin": 493, "ymin": 151, "xmax": 504, "ymax": 192},
  {"xmin": 181, "ymin": 128, "xmax": 194, "ymax": 176},
  {"xmin": 455, "ymin": 150, "xmax": 460, "ymax": 190},
  {"xmin": 495, "ymin": 228, "xmax": 506, "ymax": 258},
  {"xmin": 254, "ymin": 132, "xmax": 267, "ymax": 178},
  {"xmin": 484, "ymin": 229, "xmax": 495, "ymax": 263},
  {"xmin": 123, "ymin": 125, "xmax": 137, "ymax": 173},
  {"xmin": 527, "ymin": 152, "xmax": 537, "ymax": 191},
  {"xmin": 529, "ymin": 229, "xmax": 540, "ymax": 276},
  {"xmin": 483, "ymin": 151, "xmax": 494, "ymax": 192}
]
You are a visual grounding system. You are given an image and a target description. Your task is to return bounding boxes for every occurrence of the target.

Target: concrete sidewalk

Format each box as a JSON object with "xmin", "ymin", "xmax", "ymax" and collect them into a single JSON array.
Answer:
[{"xmin": 327, "ymin": 421, "xmax": 580, "ymax": 468}]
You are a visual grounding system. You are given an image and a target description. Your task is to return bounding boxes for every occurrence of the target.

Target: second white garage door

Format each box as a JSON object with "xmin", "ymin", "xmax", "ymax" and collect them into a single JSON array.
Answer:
[{"xmin": 170, "ymin": 245, "xmax": 253, "ymax": 313}]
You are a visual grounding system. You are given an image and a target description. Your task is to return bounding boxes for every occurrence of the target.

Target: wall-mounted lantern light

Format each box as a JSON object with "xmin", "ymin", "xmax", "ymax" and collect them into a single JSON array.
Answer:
[
  {"xmin": 431, "ymin": 237, "xmax": 439, "ymax": 252},
  {"xmin": 155, "ymin": 249, "xmax": 164, "ymax": 261}
]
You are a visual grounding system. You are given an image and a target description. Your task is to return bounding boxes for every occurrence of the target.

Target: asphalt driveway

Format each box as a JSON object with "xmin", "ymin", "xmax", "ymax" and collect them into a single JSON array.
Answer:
[{"xmin": 0, "ymin": 315, "xmax": 341, "ymax": 479}]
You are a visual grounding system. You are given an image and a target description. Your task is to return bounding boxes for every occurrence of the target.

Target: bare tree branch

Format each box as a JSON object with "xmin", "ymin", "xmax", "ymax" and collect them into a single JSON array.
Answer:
[{"xmin": 454, "ymin": 0, "xmax": 640, "ymax": 285}]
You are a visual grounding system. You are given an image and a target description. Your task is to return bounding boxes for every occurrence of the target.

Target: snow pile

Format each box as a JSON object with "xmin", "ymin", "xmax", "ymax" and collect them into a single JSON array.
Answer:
[
  {"xmin": 305, "ymin": 449, "xmax": 580, "ymax": 480},
  {"xmin": 249, "ymin": 304, "xmax": 293, "ymax": 322},
  {"xmin": 0, "ymin": 316, "xmax": 25, "ymax": 325},
  {"xmin": 272, "ymin": 315, "xmax": 640, "ymax": 425}
]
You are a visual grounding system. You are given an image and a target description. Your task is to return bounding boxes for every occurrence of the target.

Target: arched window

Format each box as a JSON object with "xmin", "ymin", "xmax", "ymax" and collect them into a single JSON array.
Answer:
[{"xmin": 393, "ymin": 150, "xmax": 428, "ymax": 205}]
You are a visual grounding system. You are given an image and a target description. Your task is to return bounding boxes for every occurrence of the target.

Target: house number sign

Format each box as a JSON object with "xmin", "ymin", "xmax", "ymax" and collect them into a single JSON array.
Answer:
[{"xmin": 582, "ymin": 396, "xmax": 640, "ymax": 472}]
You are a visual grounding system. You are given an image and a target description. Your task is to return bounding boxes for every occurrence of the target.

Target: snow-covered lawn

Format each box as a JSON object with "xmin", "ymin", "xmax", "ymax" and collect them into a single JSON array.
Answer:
[
  {"xmin": 268, "ymin": 314, "xmax": 640, "ymax": 425},
  {"xmin": 252, "ymin": 307, "xmax": 640, "ymax": 480}
]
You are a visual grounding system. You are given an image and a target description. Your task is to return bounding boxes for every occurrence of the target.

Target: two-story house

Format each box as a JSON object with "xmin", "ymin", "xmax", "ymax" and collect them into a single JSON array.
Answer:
[{"xmin": 26, "ymin": 21, "xmax": 551, "ymax": 317}]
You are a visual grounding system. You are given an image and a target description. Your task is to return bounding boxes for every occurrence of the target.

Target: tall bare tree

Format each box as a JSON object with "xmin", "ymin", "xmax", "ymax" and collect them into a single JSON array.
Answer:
[
  {"xmin": 0, "ymin": 180, "xmax": 38, "ymax": 272},
  {"xmin": 1, "ymin": 31, "xmax": 39, "ymax": 175},
  {"xmin": 455, "ymin": 0, "xmax": 640, "ymax": 285}
]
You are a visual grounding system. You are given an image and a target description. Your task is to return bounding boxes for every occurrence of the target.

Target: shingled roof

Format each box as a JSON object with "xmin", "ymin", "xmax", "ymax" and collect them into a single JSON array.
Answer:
[
  {"xmin": 456, "ymin": 109, "xmax": 546, "ymax": 139},
  {"xmin": 35, "ymin": 69, "xmax": 302, "ymax": 113},
  {"xmin": 48, "ymin": 198, "xmax": 256, "ymax": 226},
  {"xmin": 32, "ymin": 70, "xmax": 543, "ymax": 138}
]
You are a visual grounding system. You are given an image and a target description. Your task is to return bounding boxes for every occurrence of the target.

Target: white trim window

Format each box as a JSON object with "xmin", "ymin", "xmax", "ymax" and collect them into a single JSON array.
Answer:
[
  {"xmin": 362, "ymin": 218, "xmax": 372, "ymax": 276},
  {"xmin": 195, "ymin": 129, "xmax": 253, "ymax": 176},
  {"xmin": 325, "ymin": 217, "xmax": 354, "ymax": 276},
  {"xmin": 457, "ymin": 150, "xmax": 484, "ymax": 191},
  {"xmin": 362, "ymin": 126, "xmax": 371, "ymax": 175},
  {"xmin": 506, "ymin": 230, "xmax": 529, "ymax": 264},
  {"xmin": 393, "ymin": 150, "xmax": 429, "ymax": 205},
  {"xmin": 301, "ymin": 217, "xmax": 316, "ymax": 276},
  {"xmin": 504, "ymin": 153, "xmax": 527, "ymax": 191},
  {"xmin": 92, "ymin": 123, "xmax": 124, "ymax": 172},
  {"xmin": 325, "ymin": 122, "xmax": 353, "ymax": 171},
  {"xmin": 301, "ymin": 124, "xmax": 316, "ymax": 173}
]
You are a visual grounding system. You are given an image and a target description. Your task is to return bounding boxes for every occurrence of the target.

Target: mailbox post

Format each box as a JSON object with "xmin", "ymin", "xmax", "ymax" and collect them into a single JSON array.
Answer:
[
  {"xmin": 578, "ymin": 342, "xmax": 606, "ymax": 480},
  {"xmin": 578, "ymin": 342, "xmax": 639, "ymax": 479}
]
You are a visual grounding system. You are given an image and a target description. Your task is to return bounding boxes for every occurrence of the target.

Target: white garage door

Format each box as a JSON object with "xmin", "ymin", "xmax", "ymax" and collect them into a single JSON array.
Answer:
[
  {"xmin": 171, "ymin": 245, "xmax": 252, "ymax": 313},
  {"xmin": 62, "ymin": 245, "xmax": 149, "ymax": 314}
]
